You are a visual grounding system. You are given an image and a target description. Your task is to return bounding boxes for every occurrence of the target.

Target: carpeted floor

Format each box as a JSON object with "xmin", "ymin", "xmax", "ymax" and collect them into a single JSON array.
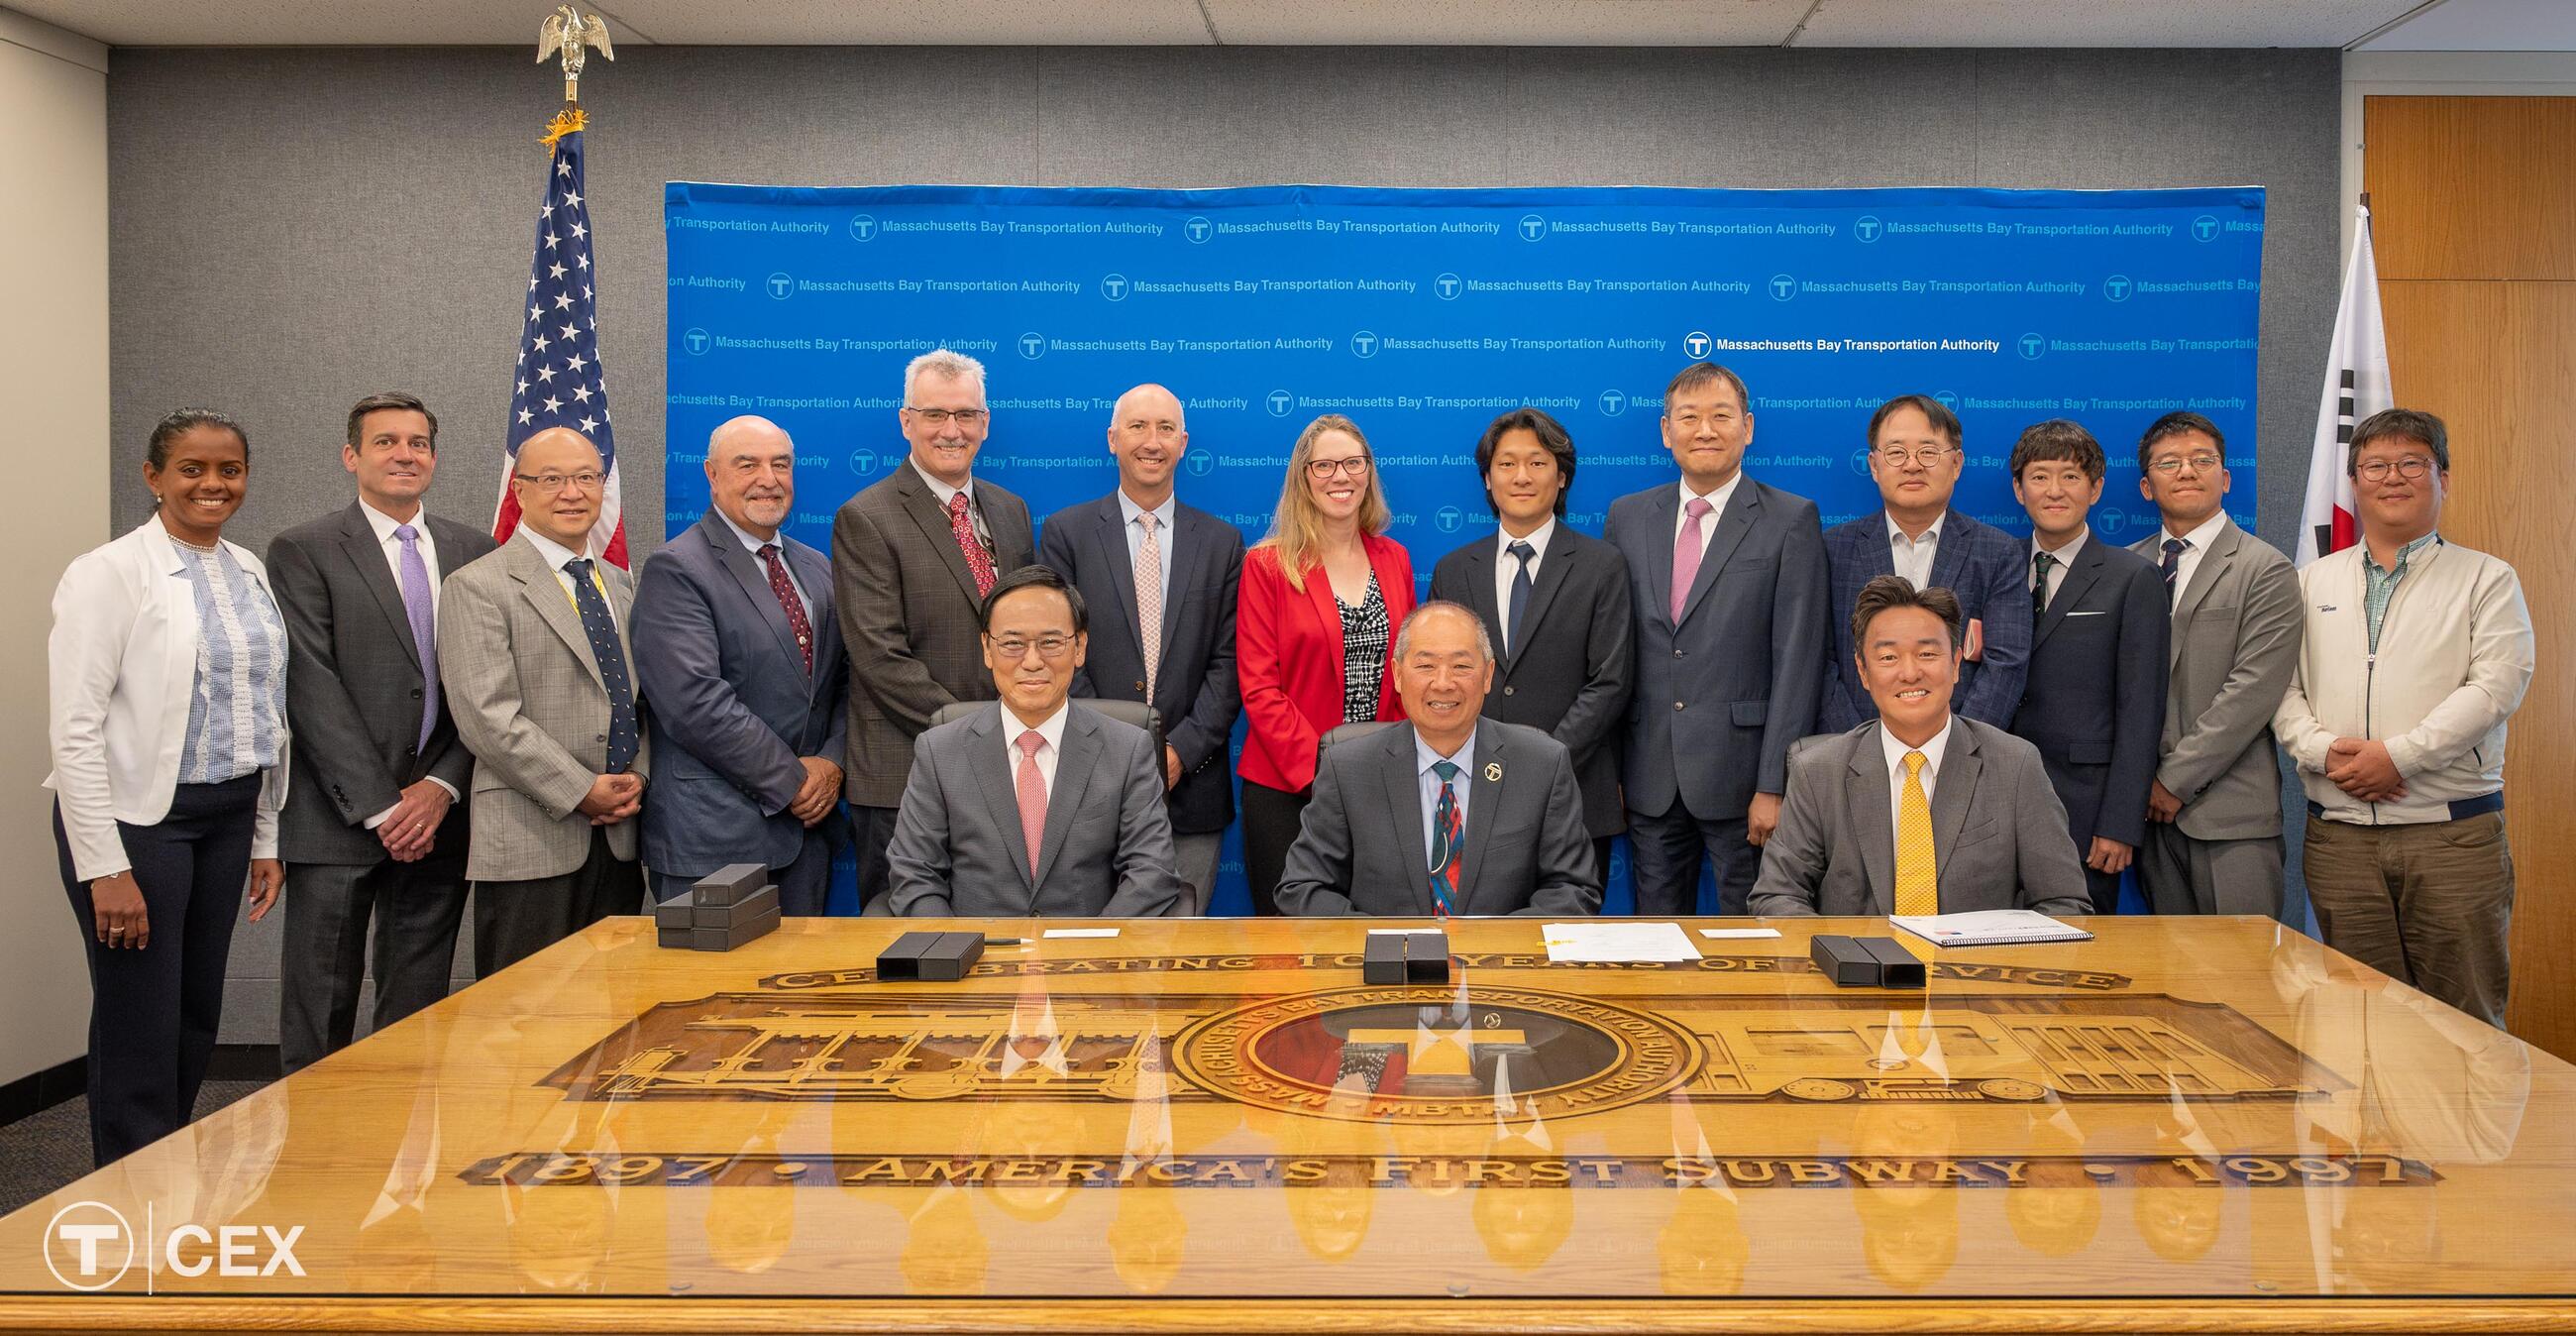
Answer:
[{"xmin": 0, "ymin": 1080, "xmax": 269, "ymax": 1216}]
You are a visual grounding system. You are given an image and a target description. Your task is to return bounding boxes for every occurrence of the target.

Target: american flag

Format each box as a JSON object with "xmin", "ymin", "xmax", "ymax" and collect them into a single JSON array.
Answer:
[{"xmin": 494, "ymin": 115, "xmax": 627, "ymax": 567}]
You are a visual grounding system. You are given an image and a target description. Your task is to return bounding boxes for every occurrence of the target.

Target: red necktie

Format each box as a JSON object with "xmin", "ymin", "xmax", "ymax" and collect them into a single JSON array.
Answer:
[
  {"xmin": 948, "ymin": 493, "xmax": 998, "ymax": 599},
  {"xmin": 757, "ymin": 543, "xmax": 813, "ymax": 674},
  {"xmin": 1015, "ymin": 730, "xmax": 1047, "ymax": 876}
]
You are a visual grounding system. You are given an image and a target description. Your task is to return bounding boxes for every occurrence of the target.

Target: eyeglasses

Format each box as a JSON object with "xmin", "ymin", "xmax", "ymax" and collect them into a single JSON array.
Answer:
[
  {"xmin": 2356, "ymin": 456, "xmax": 2435, "ymax": 483},
  {"xmin": 1875, "ymin": 446, "xmax": 1953, "ymax": 469},
  {"xmin": 513, "ymin": 470, "xmax": 604, "ymax": 492},
  {"xmin": 907, "ymin": 407, "xmax": 989, "ymax": 427},
  {"xmin": 2147, "ymin": 454, "xmax": 2224, "ymax": 475},
  {"xmin": 1307, "ymin": 455, "xmax": 1372, "ymax": 480},
  {"xmin": 988, "ymin": 634, "xmax": 1076, "ymax": 661}
]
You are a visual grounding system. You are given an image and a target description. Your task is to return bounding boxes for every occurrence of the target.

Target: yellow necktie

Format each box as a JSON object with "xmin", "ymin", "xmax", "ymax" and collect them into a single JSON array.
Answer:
[{"xmin": 1894, "ymin": 750, "xmax": 1938, "ymax": 917}]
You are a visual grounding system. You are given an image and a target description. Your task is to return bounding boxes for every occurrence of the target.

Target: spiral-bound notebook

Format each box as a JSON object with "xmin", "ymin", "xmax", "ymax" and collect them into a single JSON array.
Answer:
[{"xmin": 1889, "ymin": 910, "xmax": 2094, "ymax": 947}]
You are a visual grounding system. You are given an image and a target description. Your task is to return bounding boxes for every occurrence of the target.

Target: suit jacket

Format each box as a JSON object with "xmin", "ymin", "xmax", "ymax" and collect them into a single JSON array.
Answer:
[
  {"xmin": 1235, "ymin": 535, "xmax": 1415, "ymax": 794},
  {"xmin": 1603, "ymin": 478, "xmax": 1830, "ymax": 820},
  {"xmin": 832, "ymin": 464, "xmax": 1036, "ymax": 809},
  {"xmin": 1037, "ymin": 493, "xmax": 1244, "ymax": 834},
  {"xmin": 1821, "ymin": 508, "xmax": 2032, "ymax": 732},
  {"xmin": 884, "ymin": 702, "xmax": 1184, "ymax": 918},
  {"xmin": 633, "ymin": 510, "xmax": 850, "ymax": 878},
  {"xmin": 1429, "ymin": 526, "xmax": 1634, "ymax": 836},
  {"xmin": 2007, "ymin": 532, "xmax": 2170, "ymax": 849},
  {"xmin": 268, "ymin": 502, "xmax": 494, "ymax": 866},
  {"xmin": 1275, "ymin": 720, "xmax": 1601, "ymax": 917},
  {"xmin": 1748, "ymin": 720, "xmax": 2091, "ymax": 918},
  {"xmin": 2127, "ymin": 518, "xmax": 2304, "ymax": 840},
  {"xmin": 438, "ymin": 532, "xmax": 651, "ymax": 881}
]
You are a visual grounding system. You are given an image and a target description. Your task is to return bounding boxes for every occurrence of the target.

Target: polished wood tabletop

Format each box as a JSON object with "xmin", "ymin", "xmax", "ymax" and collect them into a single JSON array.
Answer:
[{"xmin": 0, "ymin": 914, "xmax": 2570, "ymax": 1332}]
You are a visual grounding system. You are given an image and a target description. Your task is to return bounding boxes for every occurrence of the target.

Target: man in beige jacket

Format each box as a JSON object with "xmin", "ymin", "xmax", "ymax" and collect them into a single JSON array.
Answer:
[{"xmin": 2275, "ymin": 408, "xmax": 2533, "ymax": 1027}]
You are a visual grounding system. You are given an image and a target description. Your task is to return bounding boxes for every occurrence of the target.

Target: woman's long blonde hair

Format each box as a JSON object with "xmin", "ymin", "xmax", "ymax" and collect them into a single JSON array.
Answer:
[{"xmin": 1256, "ymin": 413, "xmax": 1389, "ymax": 592}]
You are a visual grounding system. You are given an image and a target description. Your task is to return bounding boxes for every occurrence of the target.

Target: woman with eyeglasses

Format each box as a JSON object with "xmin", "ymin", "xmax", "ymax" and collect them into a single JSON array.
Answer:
[
  {"xmin": 1236, "ymin": 414, "xmax": 1415, "ymax": 914},
  {"xmin": 48, "ymin": 408, "xmax": 288, "ymax": 1166}
]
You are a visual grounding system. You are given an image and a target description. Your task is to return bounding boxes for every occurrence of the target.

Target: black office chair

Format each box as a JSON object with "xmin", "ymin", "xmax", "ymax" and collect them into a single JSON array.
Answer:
[
  {"xmin": 927, "ymin": 699, "xmax": 1163, "ymax": 759},
  {"xmin": 1318, "ymin": 721, "xmax": 1400, "ymax": 760}
]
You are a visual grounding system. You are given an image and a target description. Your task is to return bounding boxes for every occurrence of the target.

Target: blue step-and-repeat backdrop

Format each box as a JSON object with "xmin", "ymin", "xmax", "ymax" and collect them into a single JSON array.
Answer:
[{"xmin": 663, "ymin": 183, "xmax": 2266, "ymax": 915}]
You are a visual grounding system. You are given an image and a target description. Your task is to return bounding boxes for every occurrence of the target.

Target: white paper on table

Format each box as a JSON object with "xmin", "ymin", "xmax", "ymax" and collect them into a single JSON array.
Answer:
[
  {"xmin": 1698, "ymin": 928, "xmax": 1783, "ymax": 940},
  {"xmin": 1888, "ymin": 910, "xmax": 2093, "ymax": 947},
  {"xmin": 1540, "ymin": 922, "xmax": 1702, "ymax": 962},
  {"xmin": 1041, "ymin": 928, "xmax": 1121, "ymax": 940}
]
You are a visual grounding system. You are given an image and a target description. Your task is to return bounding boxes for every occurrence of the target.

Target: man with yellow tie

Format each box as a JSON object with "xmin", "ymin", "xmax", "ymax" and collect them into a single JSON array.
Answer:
[{"xmin": 1750, "ymin": 576, "xmax": 2090, "ymax": 919}]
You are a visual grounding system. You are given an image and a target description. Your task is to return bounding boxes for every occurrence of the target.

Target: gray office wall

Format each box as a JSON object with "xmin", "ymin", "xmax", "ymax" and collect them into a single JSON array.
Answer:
[{"xmin": 104, "ymin": 46, "xmax": 2339, "ymax": 1040}]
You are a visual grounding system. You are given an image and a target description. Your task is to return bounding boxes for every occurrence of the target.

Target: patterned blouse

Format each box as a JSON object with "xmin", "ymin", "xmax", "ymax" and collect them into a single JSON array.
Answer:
[
  {"xmin": 173, "ymin": 542, "xmax": 287, "ymax": 785},
  {"xmin": 1337, "ymin": 571, "xmax": 1389, "ymax": 725}
]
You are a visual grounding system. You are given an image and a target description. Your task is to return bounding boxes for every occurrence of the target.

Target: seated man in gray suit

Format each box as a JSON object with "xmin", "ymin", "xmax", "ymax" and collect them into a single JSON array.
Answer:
[
  {"xmin": 1751, "ymin": 576, "xmax": 2090, "ymax": 919},
  {"xmin": 1277, "ymin": 602, "xmax": 1601, "ymax": 917},
  {"xmin": 885, "ymin": 565, "xmax": 1183, "ymax": 918}
]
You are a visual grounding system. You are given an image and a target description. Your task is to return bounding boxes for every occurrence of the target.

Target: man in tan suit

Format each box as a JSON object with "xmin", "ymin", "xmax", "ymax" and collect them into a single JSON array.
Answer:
[
  {"xmin": 833, "ymin": 349, "xmax": 1036, "ymax": 908},
  {"xmin": 440, "ymin": 428, "xmax": 649, "ymax": 975}
]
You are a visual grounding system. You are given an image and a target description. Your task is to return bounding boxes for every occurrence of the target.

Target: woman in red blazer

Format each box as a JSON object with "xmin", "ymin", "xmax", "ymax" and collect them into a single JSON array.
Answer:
[{"xmin": 1237, "ymin": 413, "xmax": 1415, "ymax": 914}]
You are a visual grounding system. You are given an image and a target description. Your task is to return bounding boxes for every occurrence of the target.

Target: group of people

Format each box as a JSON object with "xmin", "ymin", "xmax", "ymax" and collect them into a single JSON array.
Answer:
[{"xmin": 48, "ymin": 349, "xmax": 2531, "ymax": 1168}]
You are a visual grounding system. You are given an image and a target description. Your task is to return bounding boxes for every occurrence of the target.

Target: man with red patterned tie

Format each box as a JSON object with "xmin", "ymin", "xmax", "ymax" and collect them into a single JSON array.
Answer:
[
  {"xmin": 633, "ymin": 416, "xmax": 849, "ymax": 914},
  {"xmin": 833, "ymin": 350, "xmax": 1037, "ymax": 910},
  {"xmin": 1276, "ymin": 602, "xmax": 1599, "ymax": 917}
]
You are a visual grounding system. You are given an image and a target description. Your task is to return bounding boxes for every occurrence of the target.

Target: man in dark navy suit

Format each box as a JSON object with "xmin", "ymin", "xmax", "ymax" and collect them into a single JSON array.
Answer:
[
  {"xmin": 633, "ymin": 415, "xmax": 849, "ymax": 913},
  {"xmin": 1603, "ymin": 363, "xmax": 1830, "ymax": 915},
  {"xmin": 1431, "ymin": 407, "xmax": 1632, "ymax": 882},
  {"xmin": 1821, "ymin": 394, "xmax": 2032, "ymax": 733},
  {"xmin": 1037, "ymin": 384, "xmax": 1243, "ymax": 912},
  {"xmin": 2002, "ymin": 420, "xmax": 2168, "ymax": 914}
]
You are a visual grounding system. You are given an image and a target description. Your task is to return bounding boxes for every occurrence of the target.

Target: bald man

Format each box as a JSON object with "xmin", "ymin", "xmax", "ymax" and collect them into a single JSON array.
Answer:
[
  {"xmin": 440, "ymin": 428, "xmax": 649, "ymax": 975},
  {"xmin": 634, "ymin": 416, "xmax": 848, "ymax": 914},
  {"xmin": 1037, "ymin": 384, "xmax": 1243, "ymax": 911}
]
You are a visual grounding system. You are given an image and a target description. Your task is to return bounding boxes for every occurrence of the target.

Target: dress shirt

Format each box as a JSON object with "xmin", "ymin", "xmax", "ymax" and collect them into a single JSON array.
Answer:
[
  {"xmin": 519, "ymin": 527, "xmax": 618, "ymax": 629},
  {"xmin": 1878, "ymin": 718, "xmax": 1955, "ymax": 841},
  {"xmin": 1886, "ymin": 513, "xmax": 1943, "ymax": 591},
  {"xmin": 1492, "ymin": 516, "xmax": 1556, "ymax": 650},
  {"xmin": 2029, "ymin": 525, "xmax": 2089, "ymax": 612},
  {"xmin": 2160, "ymin": 510, "xmax": 2232, "ymax": 610},
  {"xmin": 357, "ymin": 501, "xmax": 461, "ymax": 824},
  {"xmin": 912, "ymin": 456, "xmax": 994, "ymax": 551},
  {"xmin": 1671, "ymin": 474, "xmax": 1744, "ymax": 558},
  {"xmin": 1415, "ymin": 728, "xmax": 1476, "ymax": 870},
  {"xmin": 1004, "ymin": 700, "xmax": 1071, "ymax": 799},
  {"xmin": 714, "ymin": 507, "xmax": 809, "ymax": 617},
  {"xmin": 359, "ymin": 500, "xmax": 440, "ymax": 616},
  {"xmin": 2362, "ymin": 530, "xmax": 2441, "ymax": 654},
  {"xmin": 1117, "ymin": 488, "xmax": 1177, "ymax": 610}
]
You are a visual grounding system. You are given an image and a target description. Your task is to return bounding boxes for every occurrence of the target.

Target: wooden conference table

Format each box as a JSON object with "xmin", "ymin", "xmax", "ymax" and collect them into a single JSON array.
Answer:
[{"xmin": 0, "ymin": 915, "xmax": 2570, "ymax": 1332}]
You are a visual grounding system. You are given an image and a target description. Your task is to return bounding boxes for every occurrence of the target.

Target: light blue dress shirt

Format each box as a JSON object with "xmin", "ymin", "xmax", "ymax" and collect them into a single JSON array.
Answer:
[{"xmin": 1414, "ymin": 728, "xmax": 1476, "ymax": 871}]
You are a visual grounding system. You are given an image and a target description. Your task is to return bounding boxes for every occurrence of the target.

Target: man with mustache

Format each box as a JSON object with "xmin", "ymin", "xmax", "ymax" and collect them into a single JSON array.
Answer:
[{"xmin": 633, "ymin": 415, "xmax": 849, "ymax": 914}]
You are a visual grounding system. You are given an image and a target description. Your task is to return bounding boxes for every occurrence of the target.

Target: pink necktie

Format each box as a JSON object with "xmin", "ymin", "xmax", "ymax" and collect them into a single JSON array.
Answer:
[
  {"xmin": 1015, "ymin": 729, "xmax": 1047, "ymax": 876},
  {"xmin": 1135, "ymin": 512, "xmax": 1163, "ymax": 700},
  {"xmin": 1670, "ymin": 496, "xmax": 1714, "ymax": 624}
]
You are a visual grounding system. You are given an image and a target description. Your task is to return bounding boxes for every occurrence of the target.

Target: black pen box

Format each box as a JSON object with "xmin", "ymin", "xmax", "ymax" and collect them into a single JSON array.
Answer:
[
  {"xmin": 697, "ymin": 906, "xmax": 781, "ymax": 952},
  {"xmin": 693, "ymin": 884, "xmax": 779, "ymax": 927},
  {"xmin": 692, "ymin": 862, "xmax": 769, "ymax": 907},
  {"xmin": 1361, "ymin": 933, "xmax": 1407, "ymax": 985},
  {"xmin": 1404, "ymin": 931, "xmax": 1452, "ymax": 983},
  {"xmin": 1858, "ymin": 936, "xmax": 1928, "ymax": 988},
  {"xmin": 878, "ymin": 930, "xmax": 984, "ymax": 981},
  {"xmin": 1809, "ymin": 934, "xmax": 1884, "ymax": 986}
]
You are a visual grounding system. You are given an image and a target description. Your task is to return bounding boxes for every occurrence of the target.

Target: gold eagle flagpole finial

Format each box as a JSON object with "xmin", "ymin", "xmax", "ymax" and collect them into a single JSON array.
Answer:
[{"xmin": 536, "ymin": 5, "xmax": 614, "ymax": 105}]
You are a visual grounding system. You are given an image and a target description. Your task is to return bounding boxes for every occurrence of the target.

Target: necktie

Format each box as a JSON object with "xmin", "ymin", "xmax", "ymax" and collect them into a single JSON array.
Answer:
[
  {"xmin": 1134, "ymin": 512, "xmax": 1164, "ymax": 700},
  {"xmin": 1015, "ymin": 729, "xmax": 1047, "ymax": 878},
  {"xmin": 948, "ymin": 492, "xmax": 997, "ymax": 599},
  {"xmin": 561, "ymin": 558, "xmax": 638, "ymax": 773},
  {"xmin": 1429, "ymin": 759, "xmax": 1464, "ymax": 918},
  {"xmin": 757, "ymin": 543, "xmax": 814, "ymax": 674},
  {"xmin": 1894, "ymin": 750, "xmax": 1938, "ymax": 917},
  {"xmin": 393, "ymin": 524, "xmax": 439, "ymax": 751},
  {"xmin": 1505, "ymin": 539, "xmax": 1535, "ymax": 658},
  {"xmin": 2031, "ymin": 549, "xmax": 2056, "ymax": 619},
  {"xmin": 1669, "ymin": 497, "xmax": 1713, "ymax": 624},
  {"xmin": 2160, "ymin": 538, "xmax": 2189, "ymax": 603}
]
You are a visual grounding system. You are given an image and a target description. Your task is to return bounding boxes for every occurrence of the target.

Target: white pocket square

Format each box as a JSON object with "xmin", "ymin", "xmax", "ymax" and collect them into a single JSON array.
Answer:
[{"xmin": 2065, "ymin": 611, "xmax": 2106, "ymax": 617}]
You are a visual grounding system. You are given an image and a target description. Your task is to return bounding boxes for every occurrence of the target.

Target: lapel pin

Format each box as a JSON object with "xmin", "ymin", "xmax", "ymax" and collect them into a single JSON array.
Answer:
[{"xmin": 1483, "ymin": 762, "xmax": 1502, "ymax": 783}]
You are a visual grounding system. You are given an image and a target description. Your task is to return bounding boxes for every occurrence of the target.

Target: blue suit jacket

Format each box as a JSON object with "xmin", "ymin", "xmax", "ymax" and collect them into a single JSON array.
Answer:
[
  {"xmin": 634, "ymin": 510, "xmax": 850, "ymax": 877},
  {"xmin": 1821, "ymin": 508, "xmax": 2032, "ymax": 732},
  {"xmin": 1036, "ymin": 492, "xmax": 1243, "ymax": 835},
  {"xmin": 1603, "ymin": 477, "xmax": 1830, "ymax": 820}
]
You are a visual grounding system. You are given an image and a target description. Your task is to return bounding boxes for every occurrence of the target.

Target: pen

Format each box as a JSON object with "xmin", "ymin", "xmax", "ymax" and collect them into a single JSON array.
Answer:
[{"xmin": 982, "ymin": 937, "xmax": 1027, "ymax": 946}]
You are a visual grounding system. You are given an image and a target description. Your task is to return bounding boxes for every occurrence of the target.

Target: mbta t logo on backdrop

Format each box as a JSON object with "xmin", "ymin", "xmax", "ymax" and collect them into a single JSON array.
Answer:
[{"xmin": 45, "ymin": 1199, "xmax": 307, "ymax": 1291}]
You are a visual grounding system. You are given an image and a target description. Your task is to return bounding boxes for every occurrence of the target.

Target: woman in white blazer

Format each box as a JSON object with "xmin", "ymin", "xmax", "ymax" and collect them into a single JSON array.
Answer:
[{"xmin": 48, "ymin": 408, "xmax": 289, "ymax": 1167}]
